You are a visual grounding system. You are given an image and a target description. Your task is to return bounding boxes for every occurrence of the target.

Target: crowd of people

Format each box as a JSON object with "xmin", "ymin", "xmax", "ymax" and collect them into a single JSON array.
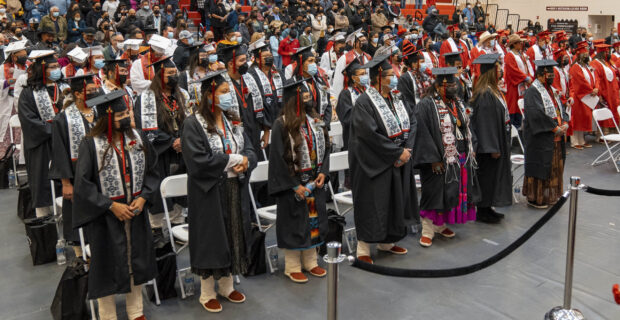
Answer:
[{"xmin": 2, "ymin": 0, "xmax": 619, "ymax": 318}]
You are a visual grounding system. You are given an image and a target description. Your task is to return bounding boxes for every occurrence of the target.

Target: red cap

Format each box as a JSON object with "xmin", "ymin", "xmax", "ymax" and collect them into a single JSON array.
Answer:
[
  {"xmin": 592, "ymin": 39, "xmax": 605, "ymax": 45},
  {"xmin": 553, "ymin": 48, "xmax": 567, "ymax": 60},
  {"xmin": 402, "ymin": 39, "xmax": 419, "ymax": 56},
  {"xmin": 517, "ymin": 30, "xmax": 524, "ymax": 35},
  {"xmin": 555, "ymin": 34, "xmax": 568, "ymax": 42},
  {"xmin": 475, "ymin": 31, "xmax": 484, "ymax": 38},
  {"xmin": 613, "ymin": 42, "xmax": 620, "ymax": 48},
  {"xmin": 397, "ymin": 26, "xmax": 407, "ymax": 36},
  {"xmin": 447, "ymin": 24, "xmax": 460, "ymax": 32},
  {"xmin": 595, "ymin": 44, "xmax": 611, "ymax": 53},
  {"xmin": 575, "ymin": 42, "xmax": 589, "ymax": 54}
]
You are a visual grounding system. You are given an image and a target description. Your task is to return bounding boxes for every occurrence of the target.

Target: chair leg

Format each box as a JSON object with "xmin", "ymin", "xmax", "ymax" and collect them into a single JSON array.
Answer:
[
  {"xmin": 178, "ymin": 270, "xmax": 186, "ymax": 299},
  {"xmin": 234, "ymin": 275, "xmax": 241, "ymax": 285},
  {"xmin": 151, "ymin": 278, "xmax": 161, "ymax": 306}
]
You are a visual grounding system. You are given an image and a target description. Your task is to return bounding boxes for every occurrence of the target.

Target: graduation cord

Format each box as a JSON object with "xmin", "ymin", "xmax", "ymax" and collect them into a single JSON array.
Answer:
[{"xmin": 351, "ymin": 192, "xmax": 570, "ymax": 278}]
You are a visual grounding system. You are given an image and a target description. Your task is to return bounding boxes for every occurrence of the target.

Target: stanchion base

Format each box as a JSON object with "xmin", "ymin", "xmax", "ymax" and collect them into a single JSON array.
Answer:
[{"xmin": 545, "ymin": 307, "xmax": 585, "ymax": 320}]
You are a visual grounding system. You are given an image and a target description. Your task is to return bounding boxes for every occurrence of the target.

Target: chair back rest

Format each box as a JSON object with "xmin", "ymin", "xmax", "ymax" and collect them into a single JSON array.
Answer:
[
  {"xmin": 329, "ymin": 121, "xmax": 343, "ymax": 137},
  {"xmin": 249, "ymin": 161, "xmax": 269, "ymax": 183},
  {"xmin": 9, "ymin": 115, "xmax": 20, "ymax": 128},
  {"xmin": 518, "ymin": 98, "xmax": 525, "ymax": 117},
  {"xmin": 160, "ymin": 174, "xmax": 188, "ymax": 198},
  {"xmin": 329, "ymin": 151, "xmax": 349, "ymax": 172},
  {"xmin": 593, "ymin": 108, "xmax": 613, "ymax": 121}
]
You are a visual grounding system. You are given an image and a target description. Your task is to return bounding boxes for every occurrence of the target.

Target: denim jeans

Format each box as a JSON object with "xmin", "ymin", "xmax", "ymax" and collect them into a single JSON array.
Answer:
[
  {"xmin": 274, "ymin": 55, "xmax": 283, "ymax": 71},
  {"xmin": 415, "ymin": 0, "xmax": 422, "ymax": 9}
]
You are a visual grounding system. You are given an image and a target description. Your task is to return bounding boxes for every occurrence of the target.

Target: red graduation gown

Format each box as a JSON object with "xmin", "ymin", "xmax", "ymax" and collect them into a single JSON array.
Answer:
[
  {"xmin": 504, "ymin": 51, "xmax": 530, "ymax": 115},
  {"xmin": 568, "ymin": 63, "xmax": 597, "ymax": 132},
  {"xmin": 591, "ymin": 59, "xmax": 620, "ymax": 128}
]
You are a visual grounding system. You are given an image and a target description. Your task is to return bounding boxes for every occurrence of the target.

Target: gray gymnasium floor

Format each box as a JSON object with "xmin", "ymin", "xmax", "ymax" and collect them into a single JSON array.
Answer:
[{"xmin": 1, "ymin": 142, "xmax": 620, "ymax": 320}]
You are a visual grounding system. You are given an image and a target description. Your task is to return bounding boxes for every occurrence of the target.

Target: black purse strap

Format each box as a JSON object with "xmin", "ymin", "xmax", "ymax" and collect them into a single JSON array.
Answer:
[{"xmin": 0, "ymin": 144, "xmax": 15, "ymax": 162}]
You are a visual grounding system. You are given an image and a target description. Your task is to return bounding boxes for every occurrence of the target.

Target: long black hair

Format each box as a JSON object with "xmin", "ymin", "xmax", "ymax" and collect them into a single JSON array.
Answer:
[
  {"xmin": 197, "ymin": 76, "xmax": 241, "ymax": 134},
  {"xmin": 148, "ymin": 67, "xmax": 187, "ymax": 134}
]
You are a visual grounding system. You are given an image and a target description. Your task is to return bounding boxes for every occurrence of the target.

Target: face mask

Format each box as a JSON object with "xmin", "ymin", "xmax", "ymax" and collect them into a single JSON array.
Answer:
[
  {"xmin": 444, "ymin": 84, "xmax": 457, "ymax": 99},
  {"xmin": 237, "ymin": 63, "xmax": 249, "ymax": 75},
  {"xmin": 118, "ymin": 74, "xmax": 127, "ymax": 84},
  {"xmin": 75, "ymin": 17, "xmax": 81, "ymax": 21},
  {"xmin": 94, "ymin": 59, "xmax": 105, "ymax": 69},
  {"xmin": 540, "ymin": 44, "xmax": 546, "ymax": 50},
  {"xmin": 388, "ymin": 75, "xmax": 398, "ymax": 89},
  {"xmin": 490, "ymin": 39, "xmax": 496, "ymax": 47},
  {"xmin": 545, "ymin": 75, "xmax": 554, "ymax": 86},
  {"xmin": 16, "ymin": 55, "xmax": 27, "ymax": 65},
  {"xmin": 236, "ymin": 36, "xmax": 243, "ymax": 43},
  {"xmin": 166, "ymin": 32, "xmax": 174, "ymax": 39},
  {"xmin": 306, "ymin": 62, "xmax": 318, "ymax": 76},
  {"xmin": 588, "ymin": 37, "xmax": 593, "ymax": 42},
  {"xmin": 143, "ymin": 5, "xmax": 149, "ymax": 10},
  {"xmin": 420, "ymin": 63, "xmax": 428, "ymax": 73},
  {"xmin": 304, "ymin": 100, "xmax": 314, "ymax": 110},
  {"xmin": 528, "ymin": 32, "xmax": 533, "ymax": 37},
  {"xmin": 0, "ymin": 8, "xmax": 6, "ymax": 14},
  {"xmin": 154, "ymin": 10, "xmax": 160, "ymax": 14},
  {"xmin": 52, "ymin": 12, "xmax": 60, "ymax": 17},
  {"xmin": 217, "ymin": 92, "xmax": 234, "ymax": 111},
  {"xmin": 328, "ymin": 28, "xmax": 333, "ymax": 33},
  {"xmin": 187, "ymin": 38, "xmax": 194, "ymax": 45},
  {"xmin": 358, "ymin": 74, "xmax": 369, "ymax": 87},
  {"xmin": 166, "ymin": 75, "xmax": 178, "ymax": 88},
  {"xmin": 561, "ymin": 59, "xmax": 569, "ymax": 66},
  {"xmin": 48, "ymin": 68, "xmax": 62, "ymax": 81},
  {"xmin": 264, "ymin": 56, "xmax": 274, "ymax": 66},
  {"xmin": 581, "ymin": 33, "xmax": 586, "ymax": 38},
  {"xmin": 130, "ymin": 54, "xmax": 138, "ymax": 60},
  {"xmin": 209, "ymin": 54, "xmax": 218, "ymax": 63},
  {"xmin": 360, "ymin": 41, "xmax": 369, "ymax": 51},
  {"xmin": 117, "ymin": 117, "xmax": 132, "ymax": 131},
  {"xmin": 336, "ymin": 47, "xmax": 344, "ymax": 54},
  {"xmin": 372, "ymin": 38, "xmax": 378, "ymax": 44}
]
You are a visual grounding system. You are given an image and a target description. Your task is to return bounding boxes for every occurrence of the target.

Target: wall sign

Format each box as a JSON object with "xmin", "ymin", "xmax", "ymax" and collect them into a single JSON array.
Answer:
[{"xmin": 546, "ymin": 6, "xmax": 588, "ymax": 11}]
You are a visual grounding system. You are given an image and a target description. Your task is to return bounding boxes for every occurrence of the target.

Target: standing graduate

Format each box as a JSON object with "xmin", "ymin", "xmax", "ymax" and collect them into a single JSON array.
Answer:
[
  {"xmin": 181, "ymin": 70, "xmax": 255, "ymax": 313},
  {"xmin": 442, "ymin": 51, "xmax": 471, "ymax": 102},
  {"xmin": 504, "ymin": 34, "xmax": 532, "ymax": 127},
  {"xmin": 134, "ymin": 56, "xmax": 190, "ymax": 228},
  {"xmin": 102, "ymin": 59, "xmax": 135, "ymax": 109},
  {"xmin": 590, "ymin": 44, "xmax": 620, "ymax": 132},
  {"xmin": 217, "ymin": 43, "xmax": 270, "ymax": 154},
  {"xmin": 398, "ymin": 40, "xmax": 430, "ymax": 111},
  {"xmin": 18, "ymin": 50, "xmax": 68, "ymax": 217},
  {"xmin": 522, "ymin": 59, "xmax": 569, "ymax": 209},
  {"xmin": 335, "ymin": 58, "xmax": 367, "ymax": 151},
  {"xmin": 268, "ymin": 78, "xmax": 330, "ymax": 283},
  {"xmin": 413, "ymin": 67, "xmax": 478, "ymax": 247},
  {"xmin": 181, "ymin": 44, "xmax": 209, "ymax": 112},
  {"xmin": 349, "ymin": 54, "xmax": 418, "ymax": 264},
  {"xmin": 568, "ymin": 41, "xmax": 597, "ymax": 149},
  {"xmin": 469, "ymin": 54, "xmax": 512, "ymax": 223},
  {"xmin": 73, "ymin": 90, "xmax": 158, "ymax": 320},
  {"xmin": 49, "ymin": 74, "xmax": 99, "ymax": 254}
]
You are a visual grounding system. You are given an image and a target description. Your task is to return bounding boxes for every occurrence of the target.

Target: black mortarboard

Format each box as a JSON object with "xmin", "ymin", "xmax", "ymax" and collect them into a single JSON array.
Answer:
[
  {"xmin": 104, "ymin": 58, "xmax": 128, "ymax": 68},
  {"xmin": 191, "ymin": 70, "xmax": 228, "ymax": 112},
  {"xmin": 224, "ymin": 25, "xmax": 236, "ymax": 35},
  {"xmin": 147, "ymin": 56, "xmax": 176, "ymax": 73},
  {"xmin": 361, "ymin": 53, "xmax": 393, "ymax": 72},
  {"xmin": 472, "ymin": 53, "xmax": 500, "ymax": 74},
  {"xmin": 381, "ymin": 25, "xmax": 392, "ymax": 32},
  {"xmin": 87, "ymin": 90, "xmax": 128, "ymax": 114},
  {"xmin": 533, "ymin": 59, "xmax": 558, "ymax": 70},
  {"xmin": 217, "ymin": 43, "xmax": 248, "ymax": 64},
  {"xmin": 282, "ymin": 78, "xmax": 311, "ymax": 116},
  {"xmin": 443, "ymin": 51, "xmax": 462, "ymax": 66},
  {"xmin": 344, "ymin": 58, "xmax": 363, "ymax": 75},
  {"xmin": 66, "ymin": 73, "xmax": 96, "ymax": 92},
  {"xmin": 143, "ymin": 28, "xmax": 158, "ymax": 36},
  {"xmin": 432, "ymin": 67, "xmax": 458, "ymax": 83},
  {"xmin": 188, "ymin": 44, "xmax": 204, "ymax": 53},
  {"xmin": 294, "ymin": 46, "xmax": 314, "ymax": 62}
]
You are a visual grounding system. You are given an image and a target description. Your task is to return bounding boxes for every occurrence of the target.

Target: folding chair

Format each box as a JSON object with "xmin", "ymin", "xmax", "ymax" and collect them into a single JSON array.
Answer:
[
  {"xmin": 248, "ymin": 161, "xmax": 278, "ymax": 273},
  {"xmin": 518, "ymin": 98, "xmax": 525, "ymax": 118},
  {"xmin": 329, "ymin": 121, "xmax": 344, "ymax": 153},
  {"xmin": 9, "ymin": 114, "xmax": 22, "ymax": 184},
  {"xmin": 591, "ymin": 108, "xmax": 620, "ymax": 172},
  {"xmin": 510, "ymin": 125, "xmax": 526, "ymax": 203},
  {"xmin": 326, "ymin": 151, "xmax": 357, "ymax": 253}
]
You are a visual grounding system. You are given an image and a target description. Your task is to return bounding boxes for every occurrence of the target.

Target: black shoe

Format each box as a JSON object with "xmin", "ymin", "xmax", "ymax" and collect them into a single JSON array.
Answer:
[
  {"xmin": 489, "ymin": 208, "xmax": 505, "ymax": 219},
  {"xmin": 476, "ymin": 208, "xmax": 501, "ymax": 224}
]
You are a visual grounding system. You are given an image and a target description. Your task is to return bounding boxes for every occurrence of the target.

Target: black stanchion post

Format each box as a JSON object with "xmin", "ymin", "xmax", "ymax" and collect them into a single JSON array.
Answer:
[
  {"xmin": 546, "ymin": 176, "xmax": 585, "ymax": 320},
  {"xmin": 324, "ymin": 242, "xmax": 347, "ymax": 320}
]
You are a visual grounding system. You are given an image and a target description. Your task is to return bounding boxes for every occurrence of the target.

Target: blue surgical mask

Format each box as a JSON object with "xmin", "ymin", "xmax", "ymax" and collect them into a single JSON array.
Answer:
[
  {"xmin": 236, "ymin": 36, "xmax": 243, "ymax": 43},
  {"xmin": 306, "ymin": 62, "xmax": 318, "ymax": 76},
  {"xmin": 94, "ymin": 59, "xmax": 105, "ymax": 69},
  {"xmin": 358, "ymin": 74, "xmax": 369, "ymax": 87},
  {"xmin": 48, "ymin": 68, "xmax": 62, "ymax": 81},
  {"xmin": 372, "ymin": 38, "xmax": 378, "ymax": 44},
  {"xmin": 540, "ymin": 44, "xmax": 546, "ymax": 50},
  {"xmin": 528, "ymin": 32, "xmax": 533, "ymax": 36},
  {"xmin": 209, "ymin": 54, "xmax": 218, "ymax": 63},
  {"xmin": 187, "ymin": 38, "xmax": 194, "ymax": 45},
  {"xmin": 217, "ymin": 92, "xmax": 234, "ymax": 111},
  {"xmin": 168, "ymin": 32, "xmax": 174, "ymax": 39},
  {"xmin": 52, "ymin": 11, "xmax": 60, "ymax": 17},
  {"xmin": 143, "ymin": 5, "xmax": 149, "ymax": 10},
  {"xmin": 389, "ymin": 75, "xmax": 398, "ymax": 89},
  {"xmin": 490, "ymin": 39, "xmax": 496, "ymax": 47},
  {"xmin": 420, "ymin": 64, "xmax": 428, "ymax": 73}
]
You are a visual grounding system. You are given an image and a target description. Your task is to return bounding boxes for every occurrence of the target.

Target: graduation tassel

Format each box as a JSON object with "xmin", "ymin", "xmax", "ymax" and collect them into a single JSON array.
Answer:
[
  {"xmin": 232, "ymin": 49, "xmax": 236, "ymax": 74},
  {"xmin": 161, "ymin": 68, "xmax": 165, "ymax": 88},
  {"xmin": 378, "ymin": 66, "xmax": 382, "ymax": 92},
  {"xmin": 343, "ymin": 75, "xmax": 348, "ymax": 89},
  {"xmin": 115, "ymin": 65, "xmax": 120, "ymax": 86},
  {"xmin": 296, "ymin": 87, "xmax": 300, "ymax": 117},
  {"xmin": 42, "ymin": 60, "xmax": 46, "ymax": 84},
  {"xmin": 211, "ymin": 80, "xmax": 216, "ymax": 113},
  {"xmin": 106, "ymin": 107, "xmax": 113, "ymax": 143}
]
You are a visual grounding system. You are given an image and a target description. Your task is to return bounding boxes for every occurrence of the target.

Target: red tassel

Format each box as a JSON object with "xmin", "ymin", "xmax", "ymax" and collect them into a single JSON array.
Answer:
[
  {"xmin": 344, "ymin": 75, "xmax": 348, "ymax": 89},
  {"xmin": 42, "ymin": 61, "xmax": 46, "ymax": 84},
  {"xmin": 233, "ymin": 49, "xmax": 236, "ymax": 74},
  {"xmin": 106, "ymin": 108, "xmax": 113, "ymax": 143},
  {"xmin": 211, "ymin": 81, "xmax": 215, "ymax": 113},
  {"xmin": 296, "ymin": 87, "xmax": 300, "ymax": 117},
  {"xmin": 115, "ymin": 65, "xmax": 120, "ymax": 86}
]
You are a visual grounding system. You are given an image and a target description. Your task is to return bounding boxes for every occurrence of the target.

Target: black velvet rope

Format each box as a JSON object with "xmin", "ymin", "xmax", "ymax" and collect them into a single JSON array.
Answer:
[
  {"xmin": 583, "ymin": 186, "xmax": 620, "ymax": 197},
  {"xmin": 351, "ymin": 193, "xmax": 569, "ymax": 278}
]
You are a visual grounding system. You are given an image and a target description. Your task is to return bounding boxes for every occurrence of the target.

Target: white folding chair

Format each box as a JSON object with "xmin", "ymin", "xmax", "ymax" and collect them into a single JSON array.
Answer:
[
  {"xmin": 518, "ymin": 98, "xmax": 525, "ymax": 118},
  {"xmin": 328, "ymin": 121, "xmax": 343, "ymax": 138},
  {"xmin": 9, "ymin": 114, "xmax": 22, "ymax": 183},
  {"xmin": 159, "ymin": 174, "xmax": 194, "ymax": 298},
  {"xmin": 591, "ymin": 108, "xmax": 620, "ymax": 172},
  {"xmin": 326, "ymin": 151, "xmax": 357, "ymax": 253},
  {"xmin": 510, "ymin": 125, "xmax": 525, "ymax": 203},
  {"xmin": 248, "ymin": 161, "xmax": 278, "ymax": 273}
]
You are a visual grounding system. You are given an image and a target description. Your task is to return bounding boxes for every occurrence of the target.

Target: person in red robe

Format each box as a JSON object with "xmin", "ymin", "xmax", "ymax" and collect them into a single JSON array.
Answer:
[
  {"xmin": 504, "ymin": 34, "xmax": 532, "ymax": 127},
  {"xmin": 278, "ymin": 30, "xmax": 300, "ymax": 67},
  {"xmin": 471, "ymin": 31, "xmax": 497, "ymax": 85},
  {"xmin": 439, "ymin": 24, "xmax": 463, "ymax": 67},
  {"xmin": 552, "ymin": 49, "xmax": 571, "ymax": 106},
  {"xmin": 526, "ymin": 31, "xmax": 550, "ymax": 66},
  {"xmin": 611, "ymin": 42, "xmax": 620, "ymax": 67},
  {"xmin": 568, "ymin": 42, "xmax": 599, "ymax": 149},
  {"xmin": 590, "ymin": 44, "xmax": 620, "ymax": 132}
]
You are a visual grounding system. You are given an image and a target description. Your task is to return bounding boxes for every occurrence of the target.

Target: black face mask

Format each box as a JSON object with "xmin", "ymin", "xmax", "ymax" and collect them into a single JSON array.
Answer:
[
  {"xmin": 166, "ymin": 75, "xmax": 179, "ymax": 88},
  {"xmin": 117, "ymin": 116, "xmax": 132, "ymax": 131},
  {"xmin": 130, "ymin": 54, "xmax": 138, "ymax": 60},
  {"xmin": 264, "ymin": 56, "xmax": 274, "ymax": 66},
  {"xmin": 86, "ymin": 92, "xmax": 100, "ymax": 101},
  {"xmin": 199, "ymin": 58, "xmax": 209, "ymax": 67},
  {"xmin": 304, "ymin": 100, "xmax": 314, "ymax": 111},
  {"xmin": 336, "ymin": 46, "xmax": 344, "ymax": 54},
  {"xmin": 154, "ymin": 10, "xmax": 160, "ymax": 14},
  {"xmin": 45, "ymin": 39, "xmax": 54, "ymax": 45},
  {"xmin": 454, "ymin": 32, "xmax": 461, "ymax": 39},
  {"xmin": 118, "ymin": 74, "xmax": 127, "ymax": 85},
  {"xmin": 360, "ymin": 41, "xmax": 368, "ymax": 51},
  {"xmin": 237, "ymin": 63, "xmax": 249, "ymax": 75},
  {"xmin": 444, "ymin": 85, "xmax": 458, "ymax": 99},
  {"xmin": 581, "ymin": 33, "xmax": 586, "ymax": 38},
  {"xmin": 545, "ymin": 75, "xmax": 554, "ymax": 86},
  {"xmin": 16, "ymin": 55, "xmax": 27, "ymax": 65},
  {"xmin": 15, "ymin": 32, "xmax": 22, "ymax": 37},
  {"xmin": 582, "ymin": 56, "xmax": 590, "ymax": 64}
]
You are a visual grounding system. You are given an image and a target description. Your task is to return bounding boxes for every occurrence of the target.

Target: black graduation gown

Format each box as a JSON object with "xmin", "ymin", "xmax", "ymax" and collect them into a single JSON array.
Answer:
[
  {"xmin": 231, "ymin": 76, "xmax": 269, "ymax": 154},
  {"xmin": 348, "ymin": 92, "xmax": 419, "ymax": 243},
  {"xmin": 335, "ymin": 87, "xmax": 363, "ymax": 150},
  {"xmin": 397, "ymin": 71, "xmax": 422, "ymax": 112},
  {"xmin": 17, "ymin": 86, "xmax": 63, "ymax": 208},
  {"xmin": 134, "ymin": 94, "xmax": 186, "ymax": 214},
  {"xmin": 268, "ymin": 118, "xmax": 331, "ymax": 249},
  {"xmin": 413, "ymin": 96, "xmax": 479, "ymax": 211},
  {"xmin": 72, "ymin": 134, "xmax": 158, "ymax": 299},
  {"xmin": 49, "ymin": 110, "xmax": 94, "ymax": 242},
  {"xmin": 522, "ymin": 85, "xmax": 567, "ymax": 180},
  {"xmin": 248, "ymin": 65, "xmax": 284, "ymax": 126},
  {"xmin": 470, "ymin": 90, "xmax": 512, "ymax": 207},
  {"xmin": 181, "ymin": 115, "xmax": 257, "ymax": 273}
]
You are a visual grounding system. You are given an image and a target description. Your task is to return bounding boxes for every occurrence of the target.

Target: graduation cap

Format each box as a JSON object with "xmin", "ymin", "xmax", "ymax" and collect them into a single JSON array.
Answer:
[
  {"xmin": 362, "ymin": 53, "xmax": 393, "ymax": 89},
  {"xmin": 575, "ymin": 41, "xmax": 589, "ymax": 54},
  {"xmin": 37, "ymin": 25, "xmax": 56, "ymax": 37},
  {"xmin": 86, "ymin": 90, "xmax": 128, "ymax": 142},
  {"xmin": 537, "ymin": 30, "xmax": 550, "ymax": 39},
  {"xmin": 65, "ymin": 73, "xmax": 96, "ymax": 96},
  {"xmin": 343, "ymin": 58, "xmax": 364, "ymax": 89},
  {"xmin": 28, "ymin": 50, "xmax": 56, "ymax": 63},
  {"xmin": 148, "ymin": 34, "xmax": 171, "ymax": 53},
  {"xmin": 432, "ymin": 67, "xmax": 458, "ymax": 83},
  {"xmin": 204, "ymin": 43, "xmax": 216, "ymax": 53},
  {"xmin": 553, "ymin": 48, "xmax": 567, "ymax": 61},
  {"xmin": 447, "ymin": 24, "xmax": 460, "ymax": 32},
  {"xmin": 613, "ymin": 42, "xmax": 620, "ymax": 49},
  {"xmin": 345, "ymin": 28, "xmax": 364, "ymax": 44},
  {"xmin": 143, "ymin": 28, "xmax": 159, "ymax": 36},
  {"xmin": 329, "ymin": 32, "xmax": 347, "ymax": 43},
  {"xmin": 533, "ymin": 59, "xmax": 557, "ymax": 73},
  {"xmin": 67, "ymin": 46, "xmax": 88, "ymax": 63},
  {"xmin": 381, "ymin": 25, "xmax": 393, "ymax": 32},
  {"xmin": 472, "ymin": 53, "xmax": 500, "ymax": 74},
  {"xmin": 105, "ymin": 58, "xmax": 128, "ymax": 67},
  {"xmin": 123, "ymin": 39, "xmax": 143, "ymax": 50},
  {"xmin": 293, "ymin": 46, "xmax": 315, "ymax": 77},
  {"xmin": 217, "ymin": 43, "xmax": 248, "ymax": 73},
  {"xmin": 191, "ymin": 70, "xmax": 228, "ymax": 112},
  {"xmin": 595, "ymin": 43, "xmax": 611, "ymax": 53},
  {"xmin": 282, "ymin": 78, "xmax": 311, "ymax": 116},
  {"xmin": 592, "ymin": 39, "xmax": 606, "ymax": 46},
  {"xmin": 443, "ymin": 51, "xmax": 463, "ymax": 66},
  {"xmin": 148, "ymin": 56, "xmax": 176, "ymax": 76},
  {"xmin": 187, "ymin": 43, "xmax": 204, "ymax": 54},
  {"xmin": 4, "ymin": 40, "xmax": 28, "ymax": 58},
  {"xmin": 83, "ymin": 45, "xmax": 104, "ymax": 57},
  {"xmin": 248, "ymin": 37, "xmax": 269, "ymax": 53}
]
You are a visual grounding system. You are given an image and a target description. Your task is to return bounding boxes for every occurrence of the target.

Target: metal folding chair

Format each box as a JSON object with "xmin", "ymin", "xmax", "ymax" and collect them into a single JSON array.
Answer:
[
  {"xmin": 9, "ymin": 114, "xmax": 22, "ymax": 184},
  {"xmin": 248, "ymin": 161, "xmax": 278, "ymax": 273},
  {"xmin": 591, "ymin": 108, "xmax": 620, "ymax": 172},
  {"xmin": 510, "ymin": 125, "xmax": 525, "ymax": 203}
]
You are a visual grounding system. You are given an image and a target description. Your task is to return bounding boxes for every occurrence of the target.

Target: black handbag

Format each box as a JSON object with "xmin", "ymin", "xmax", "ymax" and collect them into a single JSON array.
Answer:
[
  {"xmin": 0, "ymin": 143, "xmax": 15, "ymax": 189},
  {"xmin": 24, "ymin": 216, "xmax": 58, "ymax": 265},
  {"xmin": 319, "ymin": 210, "xmax": 346, "ymax": 256},
  {"xmin": 243, "ymin": 226, "xmax": 267, "ymax": 277},
  {"xmin": 50, "ymin": 259, "xmax": 90, "ymax": 320},
  {"xmin": 146, "ymin": 241, "xmax": 178, "ymax": 302},
  {"xmin": 17, "ymin": 182, "xmax": 36, "ymax": 221}
]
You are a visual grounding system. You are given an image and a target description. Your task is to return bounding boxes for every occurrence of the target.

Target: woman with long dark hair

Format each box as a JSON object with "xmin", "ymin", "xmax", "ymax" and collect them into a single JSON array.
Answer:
[
  {"xmin": 134, "ymin": 56, "xmax": 190, "ymax": 228},
  {"xmin": 49, "ymin": 74, "xmax": 99, "ymax": 256},
  {"xmin": 73, "ymin": 90, "xmax": 158, "ymax": 320},
  {"xmin": 268, "ymin": 78, "xmax": 330, "ymax": 283},
  {"xmin": 181, "ymin": 70, "xmax": 255, "ymax": 312},
  {"xmin": 469, "ymin": 54, "xmax": 512, "ymax": 223}
]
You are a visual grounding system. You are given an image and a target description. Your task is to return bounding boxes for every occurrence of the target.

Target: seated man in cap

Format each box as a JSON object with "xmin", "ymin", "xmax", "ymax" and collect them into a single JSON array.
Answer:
[
  {"xmin": 73, "ymin": 90, "xmax": 157, "ymax": 320},
  {"xmin": 172, "ymin": 30, "xmax": 196, "ymax": 71},
  {"xmin": 413, "ymin": 67, "xmax": 477, "ymax": 247},
  {"xmin": 38, "ymin": 6, "xmax": 67, "ymax": 44},
  {"xmin": 130, "ymin": 34, "xmax": 170, "ymax": 94},
  {"xmin": 522, "ymin": 59, "xmax": 569, "ymax": 209},
  {"xmin": 77, "ymin": 27, "xmax": 101, "ymax": 48},
  {"xmin": 349, "ymin": 53, "xmax": 417, "ymax": 262}
]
